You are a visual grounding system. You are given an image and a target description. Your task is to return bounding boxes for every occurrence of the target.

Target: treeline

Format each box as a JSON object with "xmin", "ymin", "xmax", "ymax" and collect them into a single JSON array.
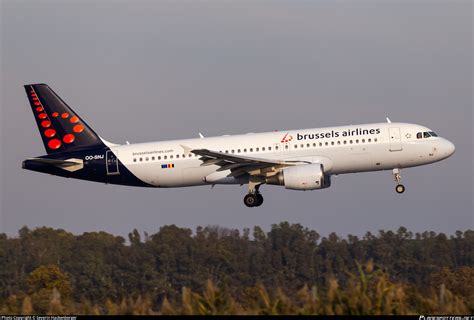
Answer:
[{"xmin": 0, "ymin": 223, "xmax": 473, "ymax": 314}]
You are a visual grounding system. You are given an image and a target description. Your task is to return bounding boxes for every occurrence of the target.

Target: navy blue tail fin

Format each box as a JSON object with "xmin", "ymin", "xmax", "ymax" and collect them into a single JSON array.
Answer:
[{"xmin": 25, "ymin": 84, "xmax": 105, "ymax": 154}]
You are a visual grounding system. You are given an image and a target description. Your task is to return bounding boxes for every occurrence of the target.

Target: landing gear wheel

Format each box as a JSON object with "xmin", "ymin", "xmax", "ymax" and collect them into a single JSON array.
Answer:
[
  {"xmin": 255, "ymin": 194, "xmax": 264, "ymax": 207},
  {"xmin": 395, "ymin": 184, "xmax": 405, "ymax": 194},
  {"xmin": 244, "ymin": 194, "xmax": 258, "ymax": 207}
]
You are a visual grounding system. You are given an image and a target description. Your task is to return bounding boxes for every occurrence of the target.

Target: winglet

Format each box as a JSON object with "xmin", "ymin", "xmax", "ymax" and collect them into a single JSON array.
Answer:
[{"xmin": 386, "ymin": 117, "xmax": 392, "ymax": 123}]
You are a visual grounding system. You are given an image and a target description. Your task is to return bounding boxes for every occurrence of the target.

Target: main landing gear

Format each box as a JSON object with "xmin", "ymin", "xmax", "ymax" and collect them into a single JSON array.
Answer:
[
  {"xmin": 392, "ymin": 168, "xmax": 405, "ymax": 194},
  {"xmin": 244, "ymin": 180, "xmax": 264, "ymax": 207},
  {"xmin": 244, "ymin": 192, "xmax": 263, "ymax": 207}
]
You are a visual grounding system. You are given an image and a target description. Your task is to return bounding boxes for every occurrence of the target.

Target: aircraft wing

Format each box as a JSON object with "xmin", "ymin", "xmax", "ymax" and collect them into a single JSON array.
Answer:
[{"xmin": 191, "ymin": 149, "xmax": 308, "ymax": 178}]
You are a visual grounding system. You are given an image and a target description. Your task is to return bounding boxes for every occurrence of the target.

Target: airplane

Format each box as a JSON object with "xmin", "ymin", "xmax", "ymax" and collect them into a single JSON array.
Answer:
[{"xmin": 22, "ymin": 84, "xmax": 455, "ymax": 207}]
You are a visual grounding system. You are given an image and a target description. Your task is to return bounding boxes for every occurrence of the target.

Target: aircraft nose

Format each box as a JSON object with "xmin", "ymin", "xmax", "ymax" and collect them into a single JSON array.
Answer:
[{"xmin": 440, "ymin": 139, "xmax": 455, "ymax": 158}]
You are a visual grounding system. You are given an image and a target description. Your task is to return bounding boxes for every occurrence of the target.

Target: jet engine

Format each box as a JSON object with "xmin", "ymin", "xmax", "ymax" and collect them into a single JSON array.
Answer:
[{"xmin": 266, "ymin": 163, "xmax": 331, "ymax": 190}]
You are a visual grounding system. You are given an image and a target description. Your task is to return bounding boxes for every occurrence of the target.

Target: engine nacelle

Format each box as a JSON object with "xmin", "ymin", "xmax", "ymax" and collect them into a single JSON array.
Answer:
[{"xmin": 266, "ymin": 163, "xmax": 331, "ymax": 190}]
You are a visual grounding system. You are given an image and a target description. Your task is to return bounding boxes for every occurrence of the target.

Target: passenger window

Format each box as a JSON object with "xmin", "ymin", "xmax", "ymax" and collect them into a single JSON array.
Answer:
[
  {"xmin": 275, "ymin": 146, "xmax": 278, "ymax": 150},
  {"xmin": 225, "ymin": 150, "xmax": 228, "ymax": 153},
  {"xmin": 294, "ymin": 145, "xmax": 298, "ymax": 149},
  {"xmin": 250, "ymin": 148, "xmax": 253, "ymax": 152},
  {"xmin": 300, "ymin": 144, "xmax": 304, "ymax": 148},
  {"xmin": 158, "ymin": 156, "xmax": 161, "ymax": 160},
  {"xmin": 319, "ymin": 142, "xmax": 323, "ymax": 147},
  {"xmin": 344, "ymin": 141, "xmax": 347, "ymax": 144},
  {"xmin": 313, "ymin": 143, "xmax": 317, "ymax": 147},
  {"xmin": 133, "ymin": 158, "xmax": 137, "ymax": 162},
  {"xmin": 231, "ymin": 150, "xmax": 235, "ymax": 153},
  {"xmin": 424, "ymin": 132, "xmax": 430, "ymax": 138},
  {"xmin": 417, "ymin": 132, "xmax": 422, "ymax": 139},
  {"xmin": 368, "ymin": 138, "xmax": 371, "ymax": 143},
  {"xmin": 331, "ymin": 141, "xmax": 334, "ymax": 145},
  {"xmin": 244, "ymin": 149, "xmax": 247, "ymax": 152},
  {"xmin": 285, "ymin": 145, "xmax": 289, "ymax": 149},
  {"xmin": 325, "ymin": 142, "xmax": 328, "ymax": 146},
  {"xmin": 374, "ymin": 138, "xmax": 378, "ymax": 142},
  {"xmin": 152, "ymin": 156, "xmax": 155, "ymax": 160},
  {"xmin": 256, "ymin": 148, "xmax": 259, "ymax": 152},
  {"xmin": 350, "ymin": 140, "xmax": 353, "ymax": 144},
  {"xmin": 262, "ymin": 147, "xmax": 265, "ymax": 151},
  {"xmin": 237, "ymin": 149, "xmax": 241, "ymax": 153},
  {"xmin": 176, "ymin": 155, "xmax": 179, "ymax": 159},
  {"xmin": 356, "ymin": 139, "xmax": 359, "ymax": 143},
  {"xmin": 188, "ymin": 154, "xmax": 192, "ymax": 158},
  {"xmin": 164, "ymin": 156, "xmax": 167, "ymax": 160},
  {"xmin": 268, "ymin": 147, "xmax": 272, "ymax": 151},
  {"xmin": 182, "ymin": 154, "xmax": 185, "ymax": 158},
  {"xmin": 170, "ymin": 155, "xmax": 173, "ymax": 159},
  {"xmin": 307, "ymin": 143, "xmax": 310, "ymax": 148},
  {"xmin": 337, "ymin": 141, "xmax": 341, "ymax": 145},
  {"xmin": 140, "ymin": 158, "xmax": 143, "ymax": 162},
  {"xmin": 362, "ymin": 139, "xmax": 365, "ymax": 143}
]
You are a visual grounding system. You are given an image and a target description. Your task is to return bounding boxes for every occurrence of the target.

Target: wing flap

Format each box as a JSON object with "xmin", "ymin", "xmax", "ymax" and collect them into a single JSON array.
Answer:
[{"xmin": 191, "ymin": 148, "xmax": 306, "ymax": 178}]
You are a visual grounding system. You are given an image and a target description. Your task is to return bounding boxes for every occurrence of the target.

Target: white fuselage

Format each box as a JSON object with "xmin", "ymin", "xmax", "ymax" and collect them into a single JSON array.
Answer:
[{"xmin": 106, "ymin": 122, "xmax": 455, "ymax": 188}]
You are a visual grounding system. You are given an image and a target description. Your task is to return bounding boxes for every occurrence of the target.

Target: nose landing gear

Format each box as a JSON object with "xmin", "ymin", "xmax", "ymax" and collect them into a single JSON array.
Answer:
[{"xmin": 392, "ymin": 168, "xmax": 405, "ymax": 194}]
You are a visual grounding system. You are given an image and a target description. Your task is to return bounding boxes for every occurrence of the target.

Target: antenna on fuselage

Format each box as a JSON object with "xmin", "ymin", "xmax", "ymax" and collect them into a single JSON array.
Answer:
[{"xmin": 386, "ymin": 117, "xmax": 392, "ymax": 123}]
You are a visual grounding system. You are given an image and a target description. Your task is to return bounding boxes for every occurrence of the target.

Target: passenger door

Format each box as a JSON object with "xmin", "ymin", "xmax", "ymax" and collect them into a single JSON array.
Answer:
[
  {"xmin": 388, "ymin": 127, "xmax": 403, "ymax": 151},
  {"xmin": 106, "ymin": 150, "xmax": 120, "ymax": 175}
]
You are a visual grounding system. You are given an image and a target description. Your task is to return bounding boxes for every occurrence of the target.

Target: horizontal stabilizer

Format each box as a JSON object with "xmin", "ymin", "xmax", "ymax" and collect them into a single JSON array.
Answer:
[{"xmin": 23, "ymin": 158, "xmax": 84, "ymax": 172}]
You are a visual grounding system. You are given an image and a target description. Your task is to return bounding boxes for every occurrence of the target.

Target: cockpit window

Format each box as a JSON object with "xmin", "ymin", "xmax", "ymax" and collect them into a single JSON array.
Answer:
[
  {"xmin": 429, "ymin": 131, "xmax": 438, "ymax": 137},
  {"xmin": 423, "ymin": 132, "xmax": 431, "ymax": 138},
  {"xmin": 417, "ymin": 132, "xmax": 422, "ymax": 139}
]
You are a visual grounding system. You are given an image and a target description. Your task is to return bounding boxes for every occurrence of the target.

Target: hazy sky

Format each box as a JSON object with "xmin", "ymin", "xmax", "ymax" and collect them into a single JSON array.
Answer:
[{"xmin": 1, "ymin": 1, "xmax": 472, "ymax": 238}]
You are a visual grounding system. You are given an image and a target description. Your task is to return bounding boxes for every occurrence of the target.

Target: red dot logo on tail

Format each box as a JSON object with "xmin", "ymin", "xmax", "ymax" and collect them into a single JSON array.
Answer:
[
  {"xmin": 63, "ymin": 134, "xmax": 75, "ymax": 144},
  {"xmin": 70, "ymin": 116, "xmax": 79, "ymax": 123},
  {"xmin": 38, "ymin": 113, "xmax": 47, "ymax": 119},
  {"xmin": 61, "ymin": 113, "xmax": 69, "ymax": 119},
  {"xmin": 52, "ymin": 112, "xmax": 59, "ymax": 117},
  {"xmin": 73, "ymin": 124, "xmax": 84, "ymax": 133},
  {"xmin": 44, "ymin": 129, "xmax": 56, "ymax": 138},
  {"xmin": 48, "ymin": 139, "xmax": 62, "ymax": 150},
  {"xmin": 41, "ymin": 120, "xmax": 51, "ymax": 128}
]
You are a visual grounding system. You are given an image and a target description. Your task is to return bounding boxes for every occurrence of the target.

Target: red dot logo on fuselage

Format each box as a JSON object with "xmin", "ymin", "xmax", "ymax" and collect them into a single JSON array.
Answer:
[{"xmin": 280, "ymin": 132, "xmax": 293, "ymax": 143}]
